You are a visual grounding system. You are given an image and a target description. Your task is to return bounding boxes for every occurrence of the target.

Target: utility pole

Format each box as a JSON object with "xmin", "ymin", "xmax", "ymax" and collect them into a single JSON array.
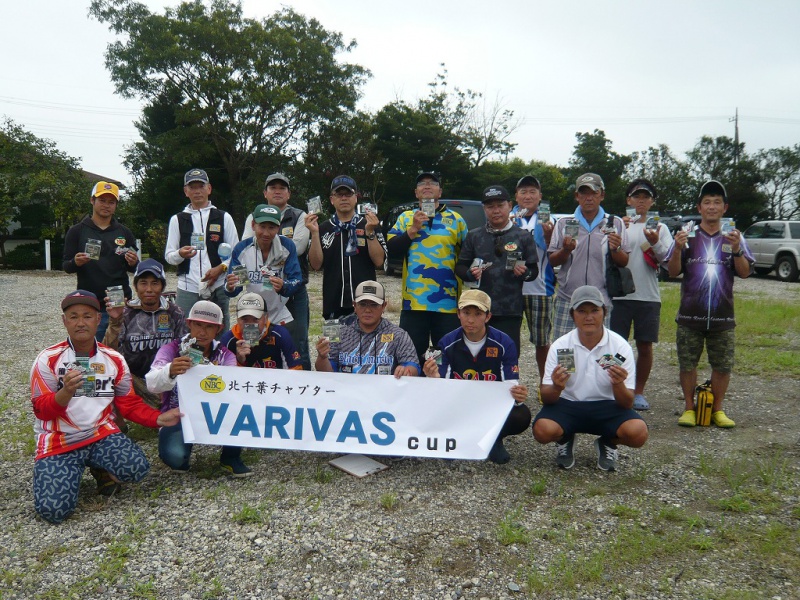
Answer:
[{"xmin": 729, "ymin": 108, "xmax": 740, "ymax": 168}]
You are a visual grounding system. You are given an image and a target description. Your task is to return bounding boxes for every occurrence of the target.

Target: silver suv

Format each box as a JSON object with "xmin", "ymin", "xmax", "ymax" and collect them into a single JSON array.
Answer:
[{"xmin": 742, "ymin": 220, "xmax": 800, "ymax": 282}]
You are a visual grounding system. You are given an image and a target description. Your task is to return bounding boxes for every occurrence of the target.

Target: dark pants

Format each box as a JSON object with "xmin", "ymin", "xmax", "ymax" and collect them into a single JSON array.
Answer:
[
  {"xmin": 285, "ymin": 286, "xmax": 311, "ymax": 370},
  {"xmin": 500, "ymin": 403, "xmax": 532, "ymax": 439},
  {"xmin": 399, "ymin": 310, "xmax": 461, "ymax": 363}
]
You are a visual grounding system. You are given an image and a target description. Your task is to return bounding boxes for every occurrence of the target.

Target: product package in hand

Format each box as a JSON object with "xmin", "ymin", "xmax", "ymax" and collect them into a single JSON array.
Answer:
[
  {"xmin": 596, "ymin": 353, "xmax": 626, "ymax": 370},
  {"xmin": 556, "ymin": 348, "xmax": 575, "ymax": 373},
  {"xmin": 307, "ymin": 196, "xmax": 322, "ymax": 215},
  {"xmin": 242, "ymin": 323, "xmax": 261, "ymax": 347},
  {"xmin": 424, "ymin": 346, "xmax": 442, "ymax": 365},
  {"xmin": 322, "ymin": 319, "xmax": 341, "ymax": 343},
  {"xmin": 180, "ymin": 337, "xmax": 207, "ymax": 366}
]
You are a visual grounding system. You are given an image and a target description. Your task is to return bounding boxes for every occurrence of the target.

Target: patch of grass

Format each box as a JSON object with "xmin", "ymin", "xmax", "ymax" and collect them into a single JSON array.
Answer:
[
  {"xmin": 380, "ymin": 492, "xmax": 398, "ymax": 511},
  {"xmin": 717, "ymin": 494, "xmax": 752, "ymax": 513},
  {"xmin": 131, "ymin": 578, "xmax": 158, "ymax": 599},
  {"xmin": 201, "ymin": 577, "xmax": 224, "ymax": 599},
  {"xmin": 657, "ymin": 505, "xmax": 686, "ymax": 522},
  {"xmin": 528, "ymin": 477, "xmax": 547, "ymax": 496},
  {"xmin": 497, "ymin": 509, "xmax": 530, "ymax": 546},
  {"xmin": 232, "ymin": 504, "xmax": 264, "ymax": 525},
  {"xmin": 609, "ymin": 503, "xmax": 639, "ymax": 519},
  {"xmin": 313, "ymin": 464, "xmax": 334, "ymax": 484},
  {"xmin": 451, "ymin": 536, "xmax": 471, "ymax": 548}
]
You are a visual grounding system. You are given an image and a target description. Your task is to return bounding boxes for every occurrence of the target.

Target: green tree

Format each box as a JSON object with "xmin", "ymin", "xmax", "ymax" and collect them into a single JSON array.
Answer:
[
  {"xmin": 475, "ymin": 157, "xmax": 571, "ymax": 212},
  {"xmin": 756, "ymin": 145, "xmax": 800, "ymax": 220},
  {"xmin": 686, "ymin": 135, "xmax": 765, "ymax": 227},
  {"xmin": 567, "ymin": 129, "xmax": 632, "ymax": 215},
  {"xmin": 625, "ymin": 144, "xmax": 696, "ymax": 213},
  {"xmin": 302, "ymin": 110, "xmax": 385, "ymax": 212},
  {"xmin": 0, "ymin": 119, "xmax": 87, "ymax": 264},
  {"xmin": 90, "ymin": 0, "xmax": 370, "ymax": 227},
  {"xmin": 373, "ymin": 100, "xmax": 473, "ymax": 209}
]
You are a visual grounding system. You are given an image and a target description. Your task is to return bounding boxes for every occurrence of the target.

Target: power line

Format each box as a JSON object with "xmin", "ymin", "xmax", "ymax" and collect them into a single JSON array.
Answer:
[{"xmin": 0, "ymin": 95, "xmax": 140, "ymax": 116}]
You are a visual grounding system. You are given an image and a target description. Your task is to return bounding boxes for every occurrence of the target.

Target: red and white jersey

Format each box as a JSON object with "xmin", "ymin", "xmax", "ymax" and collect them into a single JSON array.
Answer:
[{"xmin": 30, "ymin": 339, "xmax": 142, "ymax": 459}]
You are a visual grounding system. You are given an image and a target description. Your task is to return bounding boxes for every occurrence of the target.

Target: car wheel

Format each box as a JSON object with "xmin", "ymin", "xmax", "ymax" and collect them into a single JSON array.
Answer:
[
  {"xmin": 775, "ymin": 256, "xmax": 799, "ymax": 282},
  {"xmin": 754, "ymin": 267, "xmax": 772, "ymax": 276}
]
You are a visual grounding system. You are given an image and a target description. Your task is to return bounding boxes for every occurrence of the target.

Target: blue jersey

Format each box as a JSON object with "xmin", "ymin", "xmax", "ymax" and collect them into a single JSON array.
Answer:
[{"xmin": 436, "ymin": 326, "xmax": 520, "ymax": 382}]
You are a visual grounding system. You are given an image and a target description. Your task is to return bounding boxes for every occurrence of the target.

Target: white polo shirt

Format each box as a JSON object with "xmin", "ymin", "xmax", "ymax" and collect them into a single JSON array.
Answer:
[{"xmin": 542, "ymin": 327, "xmax": 635, "ymax": 402}]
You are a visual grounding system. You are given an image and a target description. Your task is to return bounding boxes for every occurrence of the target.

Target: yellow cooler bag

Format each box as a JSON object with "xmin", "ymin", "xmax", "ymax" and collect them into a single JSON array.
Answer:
[{"xmin": 695, "ymin": 380, "xmax": 714, "ymax": 427}]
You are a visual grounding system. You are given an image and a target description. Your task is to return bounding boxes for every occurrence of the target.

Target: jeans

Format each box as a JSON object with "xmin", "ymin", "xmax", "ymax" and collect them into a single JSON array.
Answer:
[
  {"xmin": 158, "ymin": 423, "xmax": 241, "ymax": 471},
  {"xmin": 284, "ymin": 286, "xmax": 311, "ymax": 370},
  {"xmin": 176, "ymin": 285, "xmax": 231, "ymax": 333},
  {"xmin": 95, "ymin": 311, "xmax": 110, "ymax": 342}
]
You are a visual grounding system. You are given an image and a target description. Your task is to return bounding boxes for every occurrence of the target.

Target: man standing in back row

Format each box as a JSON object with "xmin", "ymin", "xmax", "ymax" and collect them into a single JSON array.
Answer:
[
  {"xmin": 667, "ymin": 180, "xmax": 753, "ymax": 429},
  {"xmin": 456, "ymin": 185, "xmax": 539, "ymax": 355},
  {"xmin": 63, "ymin": 181, "xmax": 139, "ymax": 341},
  {"xmin": 548, "ymin": 173, "xmax": 630, "ymax": 340},
  {"xmin": 386, "ymin": 172, "xmax": 468, "ymax": 363},
  {"xmin": 512, "ymin": 175, "xmax": 556, "ymax": 381},
  {"xmin": 306, "ymin": 175, "xmax": 387, "ymax": 319},
  {"xmin": 164, "ymin": 168, "xmax": 239, "ymax": 331},
  {"xmin": 241, "ymin": 173, "xmax": 311, "ymax": 370}
]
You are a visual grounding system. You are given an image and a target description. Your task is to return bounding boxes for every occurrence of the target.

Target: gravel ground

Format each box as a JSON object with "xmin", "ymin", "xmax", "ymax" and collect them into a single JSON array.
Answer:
[{"xmin": 0, "ymin": 270, "xmax": 798, "ymax": 600}]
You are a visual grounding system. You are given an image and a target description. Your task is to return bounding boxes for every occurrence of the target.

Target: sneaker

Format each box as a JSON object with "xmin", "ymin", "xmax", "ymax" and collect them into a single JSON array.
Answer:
[
  {"xmin": 90, "ymin": 467, "xmax": 121, "ymax": 497},
  {"xmin": 712, "ymin": 410, "xmax": 736, "ymax": 428},
  {"xmin": 678, "ymin": 409, "xmax": 696, "ymax": 427},
  {"xmin": 594, "ymin": 437, "xmax": 618, "ymax": 472},
  {"xmin": 555, "ymin": 435, "xmax": 575, "ymax": 469},
  {"xmin": 633, "ymin": 394, "xmax": 650, "ymax": 411},
  {"xmin": 488, "ymin": 438, "xmax": 511, "ymax": 464},
  {"xmin": 220, "ymin": 457, "xmax": 252, "ymax": 478}
]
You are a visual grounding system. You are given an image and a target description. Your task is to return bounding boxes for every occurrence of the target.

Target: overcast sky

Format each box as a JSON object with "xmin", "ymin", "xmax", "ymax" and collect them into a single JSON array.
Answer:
[{"xmin": 2, "ymin": 0, "xmax": 799, "ymax": 187}]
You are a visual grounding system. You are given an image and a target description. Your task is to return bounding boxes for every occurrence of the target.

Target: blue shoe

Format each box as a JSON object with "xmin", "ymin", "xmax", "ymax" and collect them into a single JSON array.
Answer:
[
  {"xmin": 633, "ymin": 394, "xmax": 650, "ymax": 411},
  {"xmin": 220, "ymin": 457, "xmax": 252, "ymax": 478}
]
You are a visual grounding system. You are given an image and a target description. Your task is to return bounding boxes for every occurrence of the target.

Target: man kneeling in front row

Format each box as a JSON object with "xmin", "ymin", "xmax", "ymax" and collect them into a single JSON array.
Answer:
[
  {"xmin": 532, "ymin": 285, "xmax": 648, "ymax": 471},
  {"xmin": 31, "ymin": 291, "xmax": 182, "ymax": 523},
  {"xmin": 423, "ymin": 289, "xmax": 531, "ymax": 465}
]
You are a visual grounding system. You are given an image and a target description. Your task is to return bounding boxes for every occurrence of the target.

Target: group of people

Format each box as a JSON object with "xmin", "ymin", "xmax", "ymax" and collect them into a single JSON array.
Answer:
[{"xmin": 32, "ymin": 168, "xmax": 753, "ymax": 523}]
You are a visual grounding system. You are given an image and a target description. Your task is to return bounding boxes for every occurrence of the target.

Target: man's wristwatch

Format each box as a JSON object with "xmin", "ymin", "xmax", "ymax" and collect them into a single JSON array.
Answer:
[
  {"xmin": 366, "ymin": 231, "xmax": 376, "ymax": 240},
  {"xmin": 733, "ymin": 249, "xmax": 744, "ymax": 257}
]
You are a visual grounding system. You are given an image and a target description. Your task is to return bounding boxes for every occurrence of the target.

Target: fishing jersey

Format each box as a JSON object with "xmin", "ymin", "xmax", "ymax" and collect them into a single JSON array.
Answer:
[
  {"xmin": 220, "ymin": 323, "xmax": 303, "ymax": 370},
  {"xmin": 548, "ymin": 209, "xmax": 630, "ymax": 306},
  {"xmin": 667, "ymin": 226, "xmax": 754, "ymax": 331},
  {"xmin": 386, "ymin": 206, "xmax": 468, "ymax": 312},
  {"xmin": 30, "ymin": 339, "xmax": 160, "ymax": 459},
  {"xmin": 328, "ymin": 314, "xmax": 419, "ymax": 375},
  {"xmin": 146, "ymin": 334, "xmax": 237, "ymax": 411},
  {"xmin": 103, "ymin": 297, "xmax": 188, "ymax": 377},
  {"xmin": 317, "ymin": 215, "xmax": 388, "ymax": 318},
  {"xmin": 436, "ymin": 326, "xmax": 520, "ymax": 382}
]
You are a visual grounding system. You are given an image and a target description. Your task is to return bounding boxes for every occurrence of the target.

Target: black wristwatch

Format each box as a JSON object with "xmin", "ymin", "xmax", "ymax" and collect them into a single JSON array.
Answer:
[
  {"xmin": 366, "ymin": 232, "xmax": 376, "ymax": 240},
  {"xmin": 733, "ymin": 249, "xmax": 744, "ymax": 257}
]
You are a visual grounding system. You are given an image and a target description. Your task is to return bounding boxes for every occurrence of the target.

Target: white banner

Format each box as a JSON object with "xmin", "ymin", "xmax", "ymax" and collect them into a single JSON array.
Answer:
[{"xmin": 177, "ymin": 366, "xmax": 514, "ymax": 459}]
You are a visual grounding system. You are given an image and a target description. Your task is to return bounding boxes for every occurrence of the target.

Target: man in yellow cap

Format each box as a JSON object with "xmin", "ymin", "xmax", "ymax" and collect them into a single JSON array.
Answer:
[{"xmin": 63, "ymin": 181, "xmax": 139, "ymax": 340}]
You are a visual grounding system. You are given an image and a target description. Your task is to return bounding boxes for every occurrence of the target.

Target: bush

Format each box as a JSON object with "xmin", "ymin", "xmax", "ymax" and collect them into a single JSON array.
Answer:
[{"xmin": 3, "ymin": 240, "xmax": 65, "ymax": 270}]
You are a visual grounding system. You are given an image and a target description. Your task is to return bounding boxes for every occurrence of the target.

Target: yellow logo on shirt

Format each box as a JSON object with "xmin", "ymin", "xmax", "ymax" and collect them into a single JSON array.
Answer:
[{"xmin": 381, "ymin": 334, "xmax": 394, "ymax": 342}]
